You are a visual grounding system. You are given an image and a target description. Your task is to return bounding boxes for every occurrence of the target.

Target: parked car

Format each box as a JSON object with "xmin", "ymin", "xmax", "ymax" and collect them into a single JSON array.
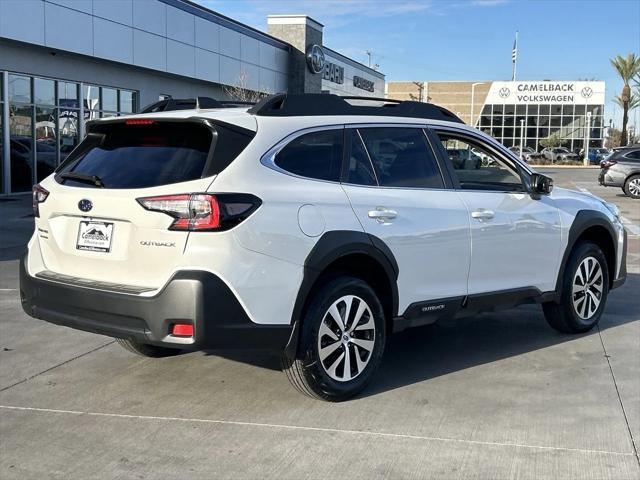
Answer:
[
  {"xmin": 598, "ymin": 145, "xmax": 640, "ymax": 198},
  {"xmin": 580, "ymin": 148, "xmax": 610, "ymax": 165},
  {"xmin": 508, "ymin": 146, "xmax": 544, "ymax": 163},
  {"xmin": 541, "ymin": 147, "xmax": 580, "ymax": 163},
  {"xmin": 20, "ymin": 94, "xmax": 627, "ymax": 401}
]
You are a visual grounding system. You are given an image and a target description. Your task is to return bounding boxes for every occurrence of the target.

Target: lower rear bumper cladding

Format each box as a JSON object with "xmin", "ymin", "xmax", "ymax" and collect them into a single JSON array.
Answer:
[{"xmin": 19, "ymin": 255, "xmax": 292, "ymax": 352}]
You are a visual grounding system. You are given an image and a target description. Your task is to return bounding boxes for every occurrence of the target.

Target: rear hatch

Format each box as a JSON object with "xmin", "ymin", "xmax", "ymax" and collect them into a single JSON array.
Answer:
[{"xmin": 34, "ymin": 118, "xmax": 254, "ymax": 290}]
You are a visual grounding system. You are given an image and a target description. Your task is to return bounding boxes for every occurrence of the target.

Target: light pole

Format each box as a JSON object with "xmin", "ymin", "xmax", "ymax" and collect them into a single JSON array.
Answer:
[
  {"xmin": 583, "ymin": 111, "xmax": 591, "ymax": 166},
  {"xmin": 470, "ymin": 82, "xmax": 485, "ymax": 127},
  {"xmin": 520, "ymin": 119, "xmax": 525, "ymax": 160}
]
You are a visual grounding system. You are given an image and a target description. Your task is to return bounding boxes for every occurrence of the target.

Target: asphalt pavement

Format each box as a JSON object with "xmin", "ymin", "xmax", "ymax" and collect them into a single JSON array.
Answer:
[{"xmin": 1, "ymin": 168, "xmax": 638, "ymax": 479}]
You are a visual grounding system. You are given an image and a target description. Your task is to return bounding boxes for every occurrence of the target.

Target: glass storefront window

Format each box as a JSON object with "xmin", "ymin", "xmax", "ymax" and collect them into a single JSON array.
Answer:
[
  {"xmin": 2, "ymin": 73, "xmax": 139, "ymax": 193},
  {"xmin": 119, "ymin": 90, "xmax": 134, "ymax": 113},
  {"xmin": 83, "ymin": 84, "xmax": 100, "ymax": 119},
  {"xmin": 35, "ymin": 106, "xmax": 57, "ymax": 182},
  {"xmin": 9, "ymin": 104, "xmax": 34, "ymax": 192},
  {"xmin": 58, "ymin": 81, "xmax": 79, "ymax": 108},
  {"xmin": 9, "ymin": 74, "xmax": 31, "ymax": 103},
  {"xmin": 575, "ymin": 105, "xmax": 586, "ymax": 115},
  {"xmin": 102, "ymin": 88, "xmax": 117, "ymax": 112},
  {"xmin": 34, "ymin": 78, "xmax": 55, "ymax": 106}
]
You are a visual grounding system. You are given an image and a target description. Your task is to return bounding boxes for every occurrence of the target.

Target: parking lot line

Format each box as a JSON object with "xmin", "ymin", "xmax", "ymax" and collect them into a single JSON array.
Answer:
[{"xmin": 1, "ymin": 404, "xmax": 636, "ymax": 459}]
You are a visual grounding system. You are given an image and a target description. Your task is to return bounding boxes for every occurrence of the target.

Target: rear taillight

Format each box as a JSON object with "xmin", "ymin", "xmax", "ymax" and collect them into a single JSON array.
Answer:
[
  {"xmin": 32, "ymin": 184, "xmax": 49, "ymax": 218},
  {"xmin": 601, "ymin": 159, "xmax": 617, "ymax": 169},
  {"xmin": 137, "ymin": 193, "xmax": 261, "ymax": 231}
]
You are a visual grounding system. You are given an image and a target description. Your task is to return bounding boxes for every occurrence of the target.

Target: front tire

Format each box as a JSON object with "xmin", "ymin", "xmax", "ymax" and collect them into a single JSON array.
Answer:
[
  {"xmin": 543, "ymin": 242, "xmax": 609, "ymax": 333},
  {"xmin": 283, "ymin": 276, "xmax": 386, "ymax": 401},
  {"xmin": 116, "ymin": 338, "xmax": 183, "ymax": 358},
  {"xmin": 624, "ymin": 174, "xmax": 640, "ymax": 199}
]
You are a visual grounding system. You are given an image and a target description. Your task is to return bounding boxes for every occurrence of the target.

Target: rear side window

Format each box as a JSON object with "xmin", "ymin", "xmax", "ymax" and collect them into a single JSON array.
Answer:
[
  {"xmin": 274, "ymin": 129, "xmax": 343, "ymax": 182},
  {"xmin": 625, "ymin": 150, "xmax": 640, "ymax": 160},
  {"xmin": 357, "ymin": 127, "xmax": 443, "ymax": 188},
  {"xmin": 57, "ymin": 121, "xmax": 253, "ymax": 189}
]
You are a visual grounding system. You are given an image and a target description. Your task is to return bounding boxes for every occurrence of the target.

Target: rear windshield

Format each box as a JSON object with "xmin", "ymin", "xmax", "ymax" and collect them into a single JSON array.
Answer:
[{"xmin": 56, "ymin": 121, "xmax": 253, "ymax": 189}]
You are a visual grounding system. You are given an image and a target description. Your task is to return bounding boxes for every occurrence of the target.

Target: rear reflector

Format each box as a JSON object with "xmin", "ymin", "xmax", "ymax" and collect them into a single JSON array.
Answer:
[
  {"xmin": 125, "ymin": 119, "xmax": 156, "ymax": 125},
  {"xmin": 171, "ymin": 324, "xmax": 194, "ymax": 337},
  {"xmin": 137, "ymin": 193, "xmax": 261, "ymax": 232}
]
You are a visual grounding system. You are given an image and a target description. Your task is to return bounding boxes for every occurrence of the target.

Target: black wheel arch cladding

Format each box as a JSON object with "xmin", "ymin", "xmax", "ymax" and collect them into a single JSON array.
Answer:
[
  {"xmin": 555, "ymin": 209, "xmax": 619, "ymax": 294},
  {"xmin": 285, "ymin": 231, "xmax": 399, "ymax": 358}
]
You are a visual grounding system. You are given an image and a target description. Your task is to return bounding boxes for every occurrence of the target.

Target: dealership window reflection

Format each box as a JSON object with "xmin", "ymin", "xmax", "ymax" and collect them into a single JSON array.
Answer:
[{"xmin": 2, "ymin": 71, "xmax": 138, "ymax": 193}]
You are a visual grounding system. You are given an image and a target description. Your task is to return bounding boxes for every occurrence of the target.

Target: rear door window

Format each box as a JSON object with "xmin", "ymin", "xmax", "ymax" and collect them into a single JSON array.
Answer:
[
  {"xmin": 57, "ymin": 121, "xmax": 253, "ymax": 189},
  {"xmin": 357, "ymin": 127, "xmax": 443, "ymax": 188},
  {"xmin": 274, "ymin": 129, "xmax": 343, "ymax": 182}
]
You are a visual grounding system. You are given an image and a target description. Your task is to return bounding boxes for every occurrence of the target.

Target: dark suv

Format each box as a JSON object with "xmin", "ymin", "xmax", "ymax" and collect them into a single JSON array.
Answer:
[{"xmin": 599, "ymin": 146, "xmax": 640, "ymax": 198}]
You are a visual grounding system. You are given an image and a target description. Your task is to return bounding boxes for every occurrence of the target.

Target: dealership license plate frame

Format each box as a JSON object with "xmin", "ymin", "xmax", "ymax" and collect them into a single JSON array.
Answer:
[{"xmin": 76, "ymin": 220, "xmax": 114, "ymax": 253}]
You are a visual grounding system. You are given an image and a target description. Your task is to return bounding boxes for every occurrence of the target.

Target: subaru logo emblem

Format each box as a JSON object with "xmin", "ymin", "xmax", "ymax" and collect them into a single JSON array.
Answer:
[
  {"xmin": 78, "ymin": 199, "xmax": 93, "ymax": 212},
  {"xmin": 305, "ymin": 44, "xmax": 325, "ymax": 74}
]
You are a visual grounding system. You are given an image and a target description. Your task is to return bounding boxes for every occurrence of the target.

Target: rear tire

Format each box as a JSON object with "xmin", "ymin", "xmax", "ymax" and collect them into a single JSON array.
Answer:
[
  {"xmin": 543, "ymin": 242, "xmax": 609, "ymax": 333},
  {"xmin": 116, "ymin": 338, "xmax": 183, "ymax": 358},
  {"xmin": 623, "ymin": 174, "xmax": 640, "ymax": 199},
  {"xmin": 283, "ymin": 276, "xmax": 386, "ymax": 401}
]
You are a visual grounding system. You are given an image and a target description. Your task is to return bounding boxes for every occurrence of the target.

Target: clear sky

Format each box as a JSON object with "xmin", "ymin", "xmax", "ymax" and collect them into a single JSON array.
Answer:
[{"xmin": 199, "ymin": 0, "xmax": 640, "ymax": 129}]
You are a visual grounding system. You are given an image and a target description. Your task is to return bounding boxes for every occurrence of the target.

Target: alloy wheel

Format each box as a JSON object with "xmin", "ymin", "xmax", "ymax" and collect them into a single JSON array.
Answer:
[
  {"xmin": 316, "ymin": 295, "xmax": 376, "ymax": 382},
  {"xmin": 572, "ymin": 256, "xmax": 604, "ymax": 320},
  {"xmin": 628, "ymin": 178, "xmax": 640, "ymax": 197}
]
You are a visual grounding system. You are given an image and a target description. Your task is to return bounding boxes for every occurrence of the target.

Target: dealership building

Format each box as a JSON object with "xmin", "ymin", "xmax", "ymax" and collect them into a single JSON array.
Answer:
[
  {"xmin": 0, "ymin": 0, "xmax": 384, "ymax": 194},
  {"xmin": 387, "ymin": 80, "xmax": 606, "ymax": 152}
]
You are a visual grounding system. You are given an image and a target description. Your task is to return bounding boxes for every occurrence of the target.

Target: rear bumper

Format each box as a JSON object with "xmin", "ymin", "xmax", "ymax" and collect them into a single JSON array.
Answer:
[
  {"xmin": 19, "ymin": 255, "xmax": 292, "ymax": 352},
  {"xmin": 599, "ymin": 168, "xmax": 625, "ymax": 187}
]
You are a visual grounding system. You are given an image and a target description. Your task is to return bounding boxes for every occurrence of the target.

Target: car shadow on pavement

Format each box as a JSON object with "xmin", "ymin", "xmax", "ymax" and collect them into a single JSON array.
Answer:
[{"xmin": 205, "ymin": 273, "xmax": 639, "ymax": 399}]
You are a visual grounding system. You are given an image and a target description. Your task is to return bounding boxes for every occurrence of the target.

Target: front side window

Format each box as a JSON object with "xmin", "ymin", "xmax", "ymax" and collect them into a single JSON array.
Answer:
[
  {"xmin": 274, "ymin": 129, "xmax": 343, "ymax": 182},
  {"xmin": 357, "ymin": 127, "xmax": 443, "ymax": 188},
  {"xmin": 436, "ymin": 132, "xmax": 523, "ymax": 191}
]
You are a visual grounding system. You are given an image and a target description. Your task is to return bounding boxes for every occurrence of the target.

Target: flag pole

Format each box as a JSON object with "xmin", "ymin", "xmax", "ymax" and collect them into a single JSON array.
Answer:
[{"xmin": 512, "ymin": 31, "xmax": 518, "ymax": 81}]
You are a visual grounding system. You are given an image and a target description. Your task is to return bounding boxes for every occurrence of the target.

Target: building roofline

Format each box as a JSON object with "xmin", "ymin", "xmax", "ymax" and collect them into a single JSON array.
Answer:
[
  {"xmin": 160, "ymin": 0, "xmax": 291, "ymax": 51},
  {"xmin": 267, "ymin": 15, "xmax": 324, "ymax": 31},
  {"xmin": 323, "ymin": 47, "xmax": 385, "ymax": 79}
]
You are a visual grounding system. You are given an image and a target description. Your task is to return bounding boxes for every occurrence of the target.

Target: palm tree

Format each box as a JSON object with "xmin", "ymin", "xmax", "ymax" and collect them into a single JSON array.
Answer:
[
  {"xmin": 610, "ymin": 53, "xmax": 640, "ymax": 146},
  {"xmin": 614, "ymin": 93, "xmax": 640, "ymax": 111}
]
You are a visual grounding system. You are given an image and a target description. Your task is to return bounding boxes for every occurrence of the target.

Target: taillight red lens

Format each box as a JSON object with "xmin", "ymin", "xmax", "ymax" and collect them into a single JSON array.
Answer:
[
  {"xmin": 137, "ymin": 193, "xmax": 259, "ymax": 232},
  {"xmin": 32, "ymin": 184, "xmax": 49, "ymax": 218},
  {"xmin": 601, "ymin": 160, "xmax": 617, "ymax": 168}
]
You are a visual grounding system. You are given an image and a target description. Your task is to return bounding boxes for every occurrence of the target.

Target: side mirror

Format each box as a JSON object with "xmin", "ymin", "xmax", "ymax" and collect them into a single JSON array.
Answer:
[{"xmin": 530, "ymin": 173, "xmax": 553, "ymax": 197}]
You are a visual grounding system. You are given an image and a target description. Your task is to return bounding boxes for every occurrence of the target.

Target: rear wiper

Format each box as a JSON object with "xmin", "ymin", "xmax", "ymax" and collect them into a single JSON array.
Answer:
[{"xmin": 59, "ymin": 172, "xmax": 105, "ymax": 188}]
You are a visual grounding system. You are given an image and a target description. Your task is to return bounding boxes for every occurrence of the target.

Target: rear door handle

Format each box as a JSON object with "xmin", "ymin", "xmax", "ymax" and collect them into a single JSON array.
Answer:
[
  {"xmin": 368, "ymin": 207, "xmax": 397, "ymax": 223},
  {"xmin": 471, "ymin": 208, "xmax": 495, "ymax": 220}
]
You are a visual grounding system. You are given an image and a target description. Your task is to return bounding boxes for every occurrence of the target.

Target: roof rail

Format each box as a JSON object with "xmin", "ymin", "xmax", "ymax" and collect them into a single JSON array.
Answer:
[
  {"xmin": 139, "ymin": 96, "xmax": 255, "ymax": 113},
  {"xmin": 247, "ymin": 94, "xmax": 463, "ymax": 123}
]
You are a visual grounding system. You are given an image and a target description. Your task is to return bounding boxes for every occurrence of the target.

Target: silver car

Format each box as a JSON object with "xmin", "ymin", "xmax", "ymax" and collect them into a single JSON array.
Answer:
[
  {"xmin": 598, "ymin": 146, "xmax": 640, "ymax": 198},
  {"xmin": 541, "ymin": 147, "xmax": 580, "ymax": 163}
]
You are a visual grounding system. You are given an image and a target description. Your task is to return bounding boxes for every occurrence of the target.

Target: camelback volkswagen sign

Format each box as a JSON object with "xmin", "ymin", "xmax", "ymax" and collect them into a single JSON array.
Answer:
[{"xmin": 486, "ymin": 81, "xmax": 605, "ymax": 105}]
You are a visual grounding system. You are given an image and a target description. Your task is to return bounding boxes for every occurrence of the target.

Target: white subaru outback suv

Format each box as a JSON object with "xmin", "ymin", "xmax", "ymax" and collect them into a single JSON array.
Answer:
[{"xmin": 20, "ymin": 94, "xmax": 627, "ymax": 401}]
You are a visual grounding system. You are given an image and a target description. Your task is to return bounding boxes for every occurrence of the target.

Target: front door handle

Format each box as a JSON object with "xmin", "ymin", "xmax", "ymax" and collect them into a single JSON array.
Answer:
[
  {"xmin": 471, "ymin": 208, "xmax": 495, "ymax": 220},
  {"xmin": 368, "ymin": 207, "xmax": 397, "ymax": 223}
]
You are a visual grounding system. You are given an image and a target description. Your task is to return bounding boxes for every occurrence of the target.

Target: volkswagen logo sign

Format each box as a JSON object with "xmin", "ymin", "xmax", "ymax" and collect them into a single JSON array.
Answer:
[
  {"xmin": 498, "ymin": 87, "xmax": 511, "ymax": 99},
  {"xmin": 78, "ymin": 199, "xmax": 93, "ymax": 212},
  {"xmin": 305, "ymin": 44, "xmax": 325, "ymax": 74},
  {"xmin": 581, "ymin": 86, "xmax": 593, "ymax": 98}
]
